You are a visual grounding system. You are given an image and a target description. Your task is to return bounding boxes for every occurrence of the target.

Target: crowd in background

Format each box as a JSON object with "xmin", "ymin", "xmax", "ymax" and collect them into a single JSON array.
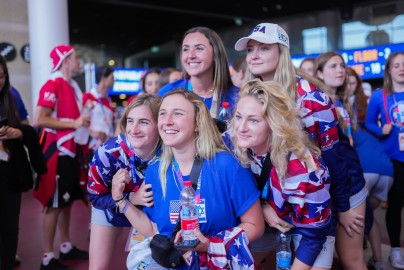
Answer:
[{"xmin": 1, "ymin": 21, "xmax": 404, "ymax": 270}]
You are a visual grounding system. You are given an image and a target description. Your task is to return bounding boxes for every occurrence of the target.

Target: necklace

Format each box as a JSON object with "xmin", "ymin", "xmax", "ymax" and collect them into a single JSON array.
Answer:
[{"xmin": 194, "ymin": 88, "xmax": 213, "ymax": 99}]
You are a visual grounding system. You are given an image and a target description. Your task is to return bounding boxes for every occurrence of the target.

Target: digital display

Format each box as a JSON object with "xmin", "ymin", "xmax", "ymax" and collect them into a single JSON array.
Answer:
[
  {"xmin": 108, "ymin": 68, "xmax": 147, "ymax": 95},
  {"xmin": 292, "ymin": 43, "xmax": 404, "ymax": 80}
]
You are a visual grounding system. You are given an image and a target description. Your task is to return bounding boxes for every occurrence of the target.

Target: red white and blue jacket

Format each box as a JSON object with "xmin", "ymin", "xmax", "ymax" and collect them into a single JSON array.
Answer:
[
  {"xmin": 253, "ymin": 151, "xmax": 332, "ymax": 266},
  {"xmin": 295, "ymin": 76, "xmax": 364, "ymax": 212}
]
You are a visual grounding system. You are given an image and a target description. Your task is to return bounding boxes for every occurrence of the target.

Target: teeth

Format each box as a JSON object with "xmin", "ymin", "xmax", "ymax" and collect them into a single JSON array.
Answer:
[{"xmin": 165, "ymin": 130, "xmax": 177, "ymax": 134}]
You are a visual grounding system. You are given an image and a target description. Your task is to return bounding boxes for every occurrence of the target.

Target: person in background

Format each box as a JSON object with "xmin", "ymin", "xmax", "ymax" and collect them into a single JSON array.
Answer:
[
  {"xmin": 83, "ymin": 66, "xmax": 115, "ymax": 153},
  {"xmin": 9, "ymin": 86, "xmax": 29, "ymax": 266},
  {"xmin": 112, "ymin": 88, "xmax": 264, "ymax": 269},
  {"xmin": 87, "ymin": 94, "xmax": 161, "ymax": 270},
  {"xmin": 158, "ymin": 26, "xmax": 239, "ymax": 120},
  {"xmin": 158, "ymin": 67, "xmax": 182, "ymax": 89},
  {"xmin": 315, "ymin": 51, "xmax": 368, "ymax": 270},
  {"xmin": 365, "ymin": 52, "xmax": 404, "ymax": 270},
  {"xmin": 11, "ymin": 86, "xmax": 29, "ymax": 125},
  {"xmin": 234, "ymin": 22, "xmax": 366, "ymax": 270},
  {"xmin": 346, "ymin": 67, "xmax": 393, "ymax": 270},
  {"xmin": 231, "ymin": 79, "xmax": 334, "ymax": 270},
  {"xmin": 127, "ymin": 67, "xmax": 161, "ymax": 105},
  {"xmin": 33, "ymin": 44, "xmax": 90, "ymax": 270},
  {"xmin": 299, "ymin": 57, "xmax": 316, "ymax": 77},
  {"xmin": 230, "ymin": 54, "xmax": 248, "ymax": 88},
  {"xmin": 0, "ymin": 55, "xmax": 47, "ymax": 270}
]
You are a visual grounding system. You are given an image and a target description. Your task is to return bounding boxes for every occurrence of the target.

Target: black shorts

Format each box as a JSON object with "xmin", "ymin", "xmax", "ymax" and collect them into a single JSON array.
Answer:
[{"xmin": 46, "ymin": 155, "xmax": 85, "ymax": 208}]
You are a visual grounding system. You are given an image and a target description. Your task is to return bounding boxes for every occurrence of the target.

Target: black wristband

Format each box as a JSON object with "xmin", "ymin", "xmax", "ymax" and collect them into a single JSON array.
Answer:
[{"xmin": 114, "ymin": 195, "xmax": 125, "ymax": 203}]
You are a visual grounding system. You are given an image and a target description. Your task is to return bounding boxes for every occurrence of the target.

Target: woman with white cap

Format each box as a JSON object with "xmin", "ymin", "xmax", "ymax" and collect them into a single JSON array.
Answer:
[{"xmin": 234, "ymin": 23, "xmax": 367, "ymax": 270}]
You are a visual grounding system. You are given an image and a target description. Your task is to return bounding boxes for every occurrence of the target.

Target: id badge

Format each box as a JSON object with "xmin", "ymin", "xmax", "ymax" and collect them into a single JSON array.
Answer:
[{"xmin": 399, "ymin": 133, "xmax": 404, "ymax": 151}]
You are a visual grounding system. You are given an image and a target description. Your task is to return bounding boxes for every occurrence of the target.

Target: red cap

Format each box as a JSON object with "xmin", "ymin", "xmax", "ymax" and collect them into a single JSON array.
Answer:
[{"xmin": 50, "ymin": 45, "xmax": 74, "ymax": 72}]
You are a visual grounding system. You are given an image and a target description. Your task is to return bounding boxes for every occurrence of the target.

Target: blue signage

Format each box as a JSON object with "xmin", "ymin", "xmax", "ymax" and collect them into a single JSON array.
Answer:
[
  {"xmin": 292, "ymin": 43, "xmax": 404, "ymax": 80},
  {"xmin": 108, "ymin": 68, "xmax": 147, "ymax": 95}
]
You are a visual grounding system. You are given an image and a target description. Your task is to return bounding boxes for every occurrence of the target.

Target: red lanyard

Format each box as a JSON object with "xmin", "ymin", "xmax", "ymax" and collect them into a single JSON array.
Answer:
[{"xmin": 382, "ymin": 89, "xmax": 391, "ymax": 124}]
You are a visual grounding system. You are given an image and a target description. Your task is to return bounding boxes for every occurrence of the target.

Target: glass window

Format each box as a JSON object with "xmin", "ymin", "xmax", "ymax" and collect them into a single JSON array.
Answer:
[{"xmin": 302, "ymin": 27, "xmax": 327, "ymax": 54}]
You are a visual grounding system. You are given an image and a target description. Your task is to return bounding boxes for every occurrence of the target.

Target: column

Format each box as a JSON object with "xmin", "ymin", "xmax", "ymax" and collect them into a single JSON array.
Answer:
[{"xmin": 27, "ymin": 0, "xmax": 69, "ymax": 111}]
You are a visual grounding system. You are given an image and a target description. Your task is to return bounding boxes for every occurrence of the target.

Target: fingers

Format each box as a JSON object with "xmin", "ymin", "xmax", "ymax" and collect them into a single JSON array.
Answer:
[{"xmin": 173, "ymin": 230, "xmax": 182, "ymax": 244}]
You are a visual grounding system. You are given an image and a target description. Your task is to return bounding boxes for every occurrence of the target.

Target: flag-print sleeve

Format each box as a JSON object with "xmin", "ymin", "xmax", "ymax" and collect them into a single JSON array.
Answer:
[
  {"xmin": 87, "ymin": 143, "xmax": 124, "ymax": 209},
  {"xmin": 297, "ymin": 88, "xmax": 351, "ymax": 212},
  {"xmin": 198, "ymin": 227, "xmax": 255, "ymax": 269},
  {"xmin": 283, "ymin": 155, "xmax": 331, "ymax": 228}
]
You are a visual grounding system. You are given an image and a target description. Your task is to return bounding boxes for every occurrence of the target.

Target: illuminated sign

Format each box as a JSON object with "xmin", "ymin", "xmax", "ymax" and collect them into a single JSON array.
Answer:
[
  {"xmin": 292, "ymin": 43, "xmax": 404, "ymax": 80},
  {"xmin": 108, "ymin": 68, "xmax": 147, "ymax": 95}
]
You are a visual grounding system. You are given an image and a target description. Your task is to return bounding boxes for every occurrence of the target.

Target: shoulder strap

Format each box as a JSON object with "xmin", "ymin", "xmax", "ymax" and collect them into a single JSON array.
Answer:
[
  {"xmin": 257, "ymin": 153, "xmax": 273, "ymax": 193},
  {"xmin": 189, "ymin": 156, "xmax": 203, "ymax": 190},
  {"xmin": 382, "ymin": 89, "xmax": 391, "ymax": 124}
]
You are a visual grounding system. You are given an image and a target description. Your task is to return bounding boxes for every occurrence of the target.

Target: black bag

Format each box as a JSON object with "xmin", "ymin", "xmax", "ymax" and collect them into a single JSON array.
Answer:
[{"xmin": 150, "ymin": 233, "xmax": 183, "ymax": 268}]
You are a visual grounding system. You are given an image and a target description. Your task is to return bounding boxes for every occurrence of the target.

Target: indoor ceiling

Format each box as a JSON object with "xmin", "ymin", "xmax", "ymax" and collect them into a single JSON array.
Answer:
[{"xmin": 68, "ymin": 0, "xmax": 377, "ymax": 58}]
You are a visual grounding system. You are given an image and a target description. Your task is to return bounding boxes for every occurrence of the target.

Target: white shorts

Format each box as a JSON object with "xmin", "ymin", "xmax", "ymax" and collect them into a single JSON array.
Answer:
[
  {"xmin": 292, "ymin": 234, "xmax": 335, "ymax": 268},
  {"xmin": 91, "ymin": 206, "xmax": 114, "ymax": 227},
  {"xmin": 350, "ymin": 186, "xmax": 368, "ymax": 209},
  {"xmin": 364, "ymin": 173, "xmax": 393, "ymax": 201}
]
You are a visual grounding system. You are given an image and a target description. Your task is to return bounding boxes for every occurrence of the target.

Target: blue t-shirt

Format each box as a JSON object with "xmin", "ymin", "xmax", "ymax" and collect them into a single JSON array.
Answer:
[
  {"xmin": 11, "ymin": 86, "xmax": 29, "ymax": 121},
  {"xmin": 144, "ymin": 151, "xmax": 259, "ymax": 238},
  {"xmin": 366, "ymin": 89, "xmax": 404, "ymax": 162},
  {"xmin": 158, "ymin": 79, "xmax": 239, "ymax": 114}
]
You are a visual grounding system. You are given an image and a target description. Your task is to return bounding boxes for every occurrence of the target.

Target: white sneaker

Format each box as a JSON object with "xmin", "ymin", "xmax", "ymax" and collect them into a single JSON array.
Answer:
[
  {"xmin": 390, "ymin": 252, "xmax": 404, "ymax": 269},
  {"xmin": 368, "ymin": 257, "xmax": 386, "ymax": 270}
]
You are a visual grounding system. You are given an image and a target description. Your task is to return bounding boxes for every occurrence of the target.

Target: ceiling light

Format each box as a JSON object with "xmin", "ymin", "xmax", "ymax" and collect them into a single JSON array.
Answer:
[{"xmin": 150, "ymin": 46, "xmax": 160, "ymax": 53}]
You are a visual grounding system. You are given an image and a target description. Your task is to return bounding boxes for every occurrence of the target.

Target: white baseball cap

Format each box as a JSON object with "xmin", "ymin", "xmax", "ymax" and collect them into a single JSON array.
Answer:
[{"xmin": 235, "ymin": 23, "xmax": 289, "ymax": 51}]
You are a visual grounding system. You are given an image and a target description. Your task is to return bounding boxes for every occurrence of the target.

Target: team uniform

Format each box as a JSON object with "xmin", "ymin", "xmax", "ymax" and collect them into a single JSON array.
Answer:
[
  {"xmin": 295, "ymin": 76, "xmax": 367, "ymax": 214},
  {"xmin": 82, "ymin": 88, "xmax": 114, "ymax": 151},
  {"xmin": 33, "ymin": 71, "xmax": 86, "ymax": 208},
  {"xmin": 253, "ymin": 151, "xmax": 333, "ymax": 267},
  {"xmin": 366, "ymin": 89, "xmax": 404, "ymax": 249},
  {"xmin": 144, "ymin": 151, "xmax": 259, "ymax": 269},
  {"xmin": 87, "ymin": 133, "xmax": 157, "ymax": 226},
  {"xmin": 158, "ymin": 79, "xmax": 239, "ymax": 118}
]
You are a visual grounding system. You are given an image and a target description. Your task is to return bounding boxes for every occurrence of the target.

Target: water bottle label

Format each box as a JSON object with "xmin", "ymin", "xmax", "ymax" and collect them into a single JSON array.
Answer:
[
  {"xmin": 181, "ymin": 217, "xmax": 198, "ymax": 231},
  {"xmin": 276, "ymin": 252, "xmax": 291, "ymax": 267}
]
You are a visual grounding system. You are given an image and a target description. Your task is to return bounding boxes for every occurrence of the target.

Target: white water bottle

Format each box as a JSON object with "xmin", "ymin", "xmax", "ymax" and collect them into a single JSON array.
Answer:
[
  {"xmin": 74, "ymin": 106, "xmax": 91, "ymax": 145},
  {"xmin": 180, "ymin": 181, "xmax": 198, "ymax": 245},
  {"xmin": 276, "ymin": 232, "xmax": 292, "ymax": 270}
]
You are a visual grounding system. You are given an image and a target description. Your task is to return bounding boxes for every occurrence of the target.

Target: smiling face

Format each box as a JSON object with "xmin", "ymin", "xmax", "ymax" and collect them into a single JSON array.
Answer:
[
  {"xmin": 246, "ymin": 40, "xmax": 280, "ymax": 81},
  {"xmin": 181, "ymin": 32, "xmax": 214, "ymax": 78},
  {"xmin": 234, "ymin": 95, "xmax": 270, "ymax": 155},
  {"xmin": 158, "ymin": 94, "xmax": 196, "ymax": 152},
  {"xmin": 125, "ymin": 105, "xmax": 159, "ymax": 158}
]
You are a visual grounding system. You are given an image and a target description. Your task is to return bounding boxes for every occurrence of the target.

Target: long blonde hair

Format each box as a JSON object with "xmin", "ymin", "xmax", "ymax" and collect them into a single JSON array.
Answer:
[
  {"xmin": 158, "ymin": 88, "xmax": 228, "ymax": 195},
  {"xmin": 245, "ymin": 44, "xmax": 325, "ymax": 101},
  {"xmin": 233, "ymin": 79, "xmax": 320, "ymax": 180}
]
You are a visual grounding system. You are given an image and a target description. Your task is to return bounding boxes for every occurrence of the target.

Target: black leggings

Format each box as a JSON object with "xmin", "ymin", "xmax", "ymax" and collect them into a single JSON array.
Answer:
[
  {"xmin": 386, "ymin": 160, "xmax": 404, "ymax": 247},
  {"xmin": 0, "ymin": 180, "xmax": 22, "ymax": 270}
]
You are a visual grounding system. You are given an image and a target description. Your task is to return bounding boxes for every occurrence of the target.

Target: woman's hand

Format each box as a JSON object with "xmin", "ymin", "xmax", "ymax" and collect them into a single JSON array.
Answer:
[
  {"xmin": 382, "ymin": 123, "xmax": 392, "ymax": 135},
  {"xmin": 111, "ymin": 168, "xmax": 130, "ymax": 201},
  {"xmin": 129, "ymin": 182, "xmax": 154, "ymax": 207},
  {"xmin": 0, "ymin": 126, "xmax": 23, "ymax": 140},
  {"xmin": 174, "ymin": 228, "xmax": 210, "ymax": 252},
  {"xmin": 262, "ymin": 203, "xmax": 293, "ymax": 233},
  {"xmin": 338, "ymin": 209, "xmax": 364, "ymax": 238}
]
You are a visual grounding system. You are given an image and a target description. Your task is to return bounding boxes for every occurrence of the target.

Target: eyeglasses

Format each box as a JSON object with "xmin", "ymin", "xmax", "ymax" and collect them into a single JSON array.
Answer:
[{"xmin": 0, "ymin": 73, "xmax": 7, "ymax": 80}]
